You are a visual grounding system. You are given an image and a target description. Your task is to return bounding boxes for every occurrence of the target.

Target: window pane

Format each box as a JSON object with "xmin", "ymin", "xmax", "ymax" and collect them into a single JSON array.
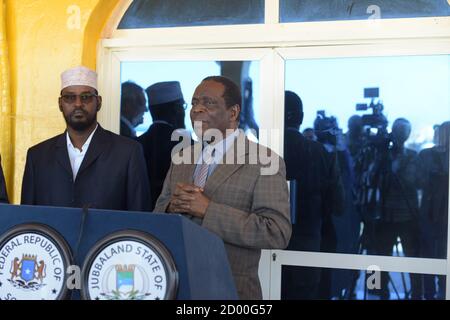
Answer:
[
  {"xmin": 281, "ymin": 266, "xmax": 446, "ymax": 300},
  {"xmin": 118, "ymin": 0, "xmax": 264, "ymax": 29},
  {"xmin": 280, "ymin": 0, "xmax": 450, "ymax": 23},
  {"xmin": 284, "ymin": 55, "xmax": 450, "ymax": 259}
]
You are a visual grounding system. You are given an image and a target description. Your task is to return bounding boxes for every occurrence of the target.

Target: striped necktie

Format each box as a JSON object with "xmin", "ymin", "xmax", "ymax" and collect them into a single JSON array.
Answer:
[{"xmin": 194, "ymin": 146, "xmax": 214, "ymax": 188}]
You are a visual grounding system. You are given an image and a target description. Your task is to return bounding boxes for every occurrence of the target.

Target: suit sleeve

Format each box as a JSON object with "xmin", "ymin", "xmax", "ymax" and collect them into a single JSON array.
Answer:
[
  {"xmin": 21, "ymin": 150, "xmax": 35, "ymax": 205},
  {"xmin": 153, "ymin": 163, "xmax": 173, "ymax": 213},
  {"xmin": 0, "ymin": 155, "xmax": 8, "ymax": 203},
  {"xmin": 126, "ymin": 143, "xmax": 152, "ymax": 212},
  {"xmin": 201, "ymin": 159, "xmax": 292, "ymax": 250}
]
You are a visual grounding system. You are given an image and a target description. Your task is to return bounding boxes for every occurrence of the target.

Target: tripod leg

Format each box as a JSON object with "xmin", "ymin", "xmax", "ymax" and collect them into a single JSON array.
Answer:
[
  {"xmin": 344, "ymin": 230, "xmax": 366, "ymax": 300},
  {"xmin": 399, "ymin": 271, "xmax": 409, "ymax": 299},
  {"xmin": 394, "ymin": 238, "xmax": 410, "ymax": 299},
  {"xmin": 364, "ymin": 270, "xmax": 368, "ymax": 300},
  {"xmin": 388, "ymin": 273, "xmax": 401, "ymax": 300}
]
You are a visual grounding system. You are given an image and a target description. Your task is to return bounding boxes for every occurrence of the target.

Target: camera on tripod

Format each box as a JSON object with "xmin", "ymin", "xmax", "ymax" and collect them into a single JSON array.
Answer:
[{"xmin": 356, "ymin": 87, "xmax": 389, "ymax": 149}]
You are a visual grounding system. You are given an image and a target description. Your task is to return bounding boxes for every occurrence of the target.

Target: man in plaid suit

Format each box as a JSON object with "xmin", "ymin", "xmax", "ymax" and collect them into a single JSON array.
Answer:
[{"xmin": 154, "ymin": 76, "xmax": 291, "ymax": 300}]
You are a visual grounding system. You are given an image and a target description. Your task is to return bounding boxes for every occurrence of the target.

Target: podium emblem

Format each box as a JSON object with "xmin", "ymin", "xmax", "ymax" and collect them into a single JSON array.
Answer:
[
  {"xmin": 9, "ymin": 254, "xmax": 46, "ymax": 288},
  {"xmin": 81, "ymin": 230, "xmax": 178, "ymax": 300},
  {"xmin": 0, "ymin": 224, "xmax": 72, "ymax": 300},
  {"xmin": 116, "ymin": 264, "xmax": 135, "ymax": 293}
]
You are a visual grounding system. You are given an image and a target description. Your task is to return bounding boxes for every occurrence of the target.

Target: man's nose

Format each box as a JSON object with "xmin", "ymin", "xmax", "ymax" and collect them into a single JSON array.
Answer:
[
  {"xmin": 191, "ymin": 104, "xmax": 206, "ymax": 113},
  {"xmin": 74, "ymin": 96, "xmax": 85, "ymax": 107}
]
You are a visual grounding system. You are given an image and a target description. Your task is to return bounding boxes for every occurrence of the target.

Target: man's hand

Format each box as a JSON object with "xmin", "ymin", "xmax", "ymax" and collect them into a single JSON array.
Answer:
[{"xmin": 168, "ymin": 183, "xmax": 210, "ymax": 218}]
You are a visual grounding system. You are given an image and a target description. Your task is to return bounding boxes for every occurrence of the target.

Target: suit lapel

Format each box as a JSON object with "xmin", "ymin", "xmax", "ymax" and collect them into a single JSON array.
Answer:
[
  {"xmin": 203, "ymin": 163, "xmax": 243, "ymax": 196},
  {"xmin": 203, "ymin": 132, "xmax": 249, "ymax": 196},
  {"xmin": 77, "ymin": 126, "xmax": 110, "ymax": 178},
  {"xmin": 55, "ymin": 133, "xmax": 73, "ymax": 177}
]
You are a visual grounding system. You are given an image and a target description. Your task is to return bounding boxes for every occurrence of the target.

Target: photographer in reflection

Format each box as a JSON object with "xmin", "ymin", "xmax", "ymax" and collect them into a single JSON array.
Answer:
[
  {"xmin": 345, "ymin": 115, "xmax": 365, "ymax": 159},
  {"xmin": 418, "ymin": 121, "xmax": 449, "ymax": 300},
  {"xmin": 314, "ymin": 111, "xmax": 359, "ymax": 299},
  {"xmin": 374, "ymin": 118, "xmax": 422, "ymax": 300}
]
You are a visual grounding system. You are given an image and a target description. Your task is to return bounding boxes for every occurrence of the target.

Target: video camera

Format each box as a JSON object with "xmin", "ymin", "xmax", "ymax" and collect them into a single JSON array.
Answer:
[
  {"xmin": 356, "ymin": 87, "xmax": 389, "ymax": 149},
  {"xmin": 314, "ymin": 110, "xmax": 340, "ymax": 146}
]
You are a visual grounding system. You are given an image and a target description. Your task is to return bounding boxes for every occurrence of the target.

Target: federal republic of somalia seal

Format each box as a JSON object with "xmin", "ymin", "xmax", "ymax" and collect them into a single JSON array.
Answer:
[{"xmin": 0, "ymin": 224, "xmax": 72, "ymax": 300}]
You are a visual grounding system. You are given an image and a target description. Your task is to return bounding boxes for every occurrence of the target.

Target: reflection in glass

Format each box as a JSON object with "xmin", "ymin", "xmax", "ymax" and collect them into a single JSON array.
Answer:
[
  {"xmin": 280, "ymin": 0, "xmax": 450, "ymax": 23},
  {"xmin": 121, "ymin": 61, "xmax": 260, "ymax": 138},
  {"xmin": 120, "ymin": 60, "xmax": 260, "ymax": 209},
  {"xmin": 120, "ymin": 82, "xmax": 148, "ymax": 139},
  {"xmin": 118, "ymin": 0, "xmax": 264, "ymax": 29},
  {"xmin": 281, "ymin": 265, "xmax": 446, "ymax": 300},
  {"xmin": 284, "ymin": 55, "xmax": 450, "ymax": 260}
]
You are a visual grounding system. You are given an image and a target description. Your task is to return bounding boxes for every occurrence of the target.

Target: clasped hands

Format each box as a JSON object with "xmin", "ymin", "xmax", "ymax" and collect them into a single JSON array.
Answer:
[{"xmin": 168, "ymin": 183, "xmax": 210, "ymax": 218}]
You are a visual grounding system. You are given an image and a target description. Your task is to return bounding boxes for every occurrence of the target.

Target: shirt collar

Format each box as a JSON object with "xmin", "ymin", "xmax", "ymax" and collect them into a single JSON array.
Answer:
[
  {"xmin": 66, "ymin": 124, "xmax": 98, "ymax": 152},
  {"xmin": 200, "ymin": 129, "xmax": 240, "ymax": 163}
]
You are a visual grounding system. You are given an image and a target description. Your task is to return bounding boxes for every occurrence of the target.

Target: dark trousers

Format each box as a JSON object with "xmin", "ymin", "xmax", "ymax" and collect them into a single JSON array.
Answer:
[
  {"xmin": 420, "ymin": 217, "xmax": 447, "ymax": 299},
  {"xmin": 281, "ymin": 266, "xmax": 320, "ymax": 300}
]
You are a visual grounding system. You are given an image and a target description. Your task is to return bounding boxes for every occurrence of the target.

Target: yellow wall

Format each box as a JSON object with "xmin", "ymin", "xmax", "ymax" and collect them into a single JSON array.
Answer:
[
  {"xmin": 0, "ymin": 1, "xmax": 13, "ymax": 202},
  {"xmin": 3, "ymin": 0, "xmax": 119, "ymax": 203}
]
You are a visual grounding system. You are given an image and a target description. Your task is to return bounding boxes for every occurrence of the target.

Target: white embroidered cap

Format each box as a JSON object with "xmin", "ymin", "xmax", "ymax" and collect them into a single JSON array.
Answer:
[{"xmin": 61, "ymin": 66, "xmax": 98, "ymax": 91}]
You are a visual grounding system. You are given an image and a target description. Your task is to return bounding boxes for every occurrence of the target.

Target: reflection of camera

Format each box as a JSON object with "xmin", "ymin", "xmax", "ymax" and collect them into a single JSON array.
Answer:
[
  {"xmin": 356, "ymin": 87, "xmax": 389, "ymax": 148},
  {"xmin": 314, "ymin": 110, "xmax": 339, "ymax": 146}
]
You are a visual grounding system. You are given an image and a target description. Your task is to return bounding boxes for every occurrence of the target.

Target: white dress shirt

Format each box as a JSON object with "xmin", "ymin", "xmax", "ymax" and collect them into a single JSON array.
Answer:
[{"xmin": 66, "ymin": 125, "xmax": 98, "ymax": 180}]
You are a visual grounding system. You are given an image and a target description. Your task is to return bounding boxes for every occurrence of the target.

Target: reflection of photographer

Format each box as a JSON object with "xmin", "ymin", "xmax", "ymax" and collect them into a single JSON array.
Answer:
[
  {"xmin": 373, "ymin": 118, "xmax": 422, "ymax": 300},
  {"xmin": 352, "ymin": 88, "xmax": 422, "ymax": 299},
  {"xmin": 345, "ymin": 115, "xmax": 364, "ymax": 159},
  {"xmin": 418, "ymin": 121, "xmax": 450, "ymax": 300},
  {"xmin": 314, "ymin": 111, "xmax": 360, "ymax": 299}
]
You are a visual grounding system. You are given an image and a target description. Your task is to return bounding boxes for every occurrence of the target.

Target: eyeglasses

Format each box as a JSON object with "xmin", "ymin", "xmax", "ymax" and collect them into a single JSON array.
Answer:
[
  {"xmin": 191, "ymin": 98, "xmax": 218, "ymax": 111},
  {"xmin": 60, "ymin": 93, "xmax": 98, "ymax": 104}
]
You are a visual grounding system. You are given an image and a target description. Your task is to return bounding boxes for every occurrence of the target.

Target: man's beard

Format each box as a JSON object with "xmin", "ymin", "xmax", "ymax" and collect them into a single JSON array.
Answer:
[{"xmin": 64, "ymin": 111, "xmax": 97, "ymax": 132}]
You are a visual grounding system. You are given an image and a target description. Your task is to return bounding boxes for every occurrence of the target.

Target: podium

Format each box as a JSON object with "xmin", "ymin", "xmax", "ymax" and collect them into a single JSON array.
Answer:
[{"xmin": 0, "ymin": 204, "xmax": 238, "ymax": 300}]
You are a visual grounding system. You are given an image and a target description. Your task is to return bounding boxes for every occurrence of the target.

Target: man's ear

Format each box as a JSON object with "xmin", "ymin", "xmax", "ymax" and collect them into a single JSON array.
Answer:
[
  {"xmin": 230, "ymin": 104, "xmax": 241, "ymax": 122},
  {"xmin": 96, "ymin": 96, "xmax": 102, "ymax": 111},
  {"xmin": 58, "ymin": 98, "xmax": 63, "ymax": 112}
]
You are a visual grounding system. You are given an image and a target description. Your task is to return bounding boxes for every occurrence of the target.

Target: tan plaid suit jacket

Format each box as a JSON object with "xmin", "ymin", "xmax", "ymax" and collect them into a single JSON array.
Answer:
[{"xmin": 154, "ymin": 132, "xmax": 292, "ymax": 300}]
